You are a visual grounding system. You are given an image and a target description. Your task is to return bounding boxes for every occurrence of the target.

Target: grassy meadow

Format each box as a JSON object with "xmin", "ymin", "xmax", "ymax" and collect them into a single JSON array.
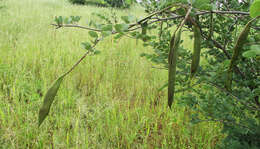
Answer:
[{"xmin": 0, "ymin": 0, "xmax": 222, "ymax": 148}]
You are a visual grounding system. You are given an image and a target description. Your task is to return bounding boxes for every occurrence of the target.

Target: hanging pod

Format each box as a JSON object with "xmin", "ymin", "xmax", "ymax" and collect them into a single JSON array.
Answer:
[
  {"xmin": 190, "ymin": 23, "xmax": 202, "ymax": 79},
  {"xmin": 38, "ymin": 75, "xmax": 65, "ymax": 126},
  {"xmin": 168, "ymin": 28, "xmax": 182, "ymax": 108},
  {"xmin": 225, "ymin": 18, "xmax": 257, "ymax": 91}
]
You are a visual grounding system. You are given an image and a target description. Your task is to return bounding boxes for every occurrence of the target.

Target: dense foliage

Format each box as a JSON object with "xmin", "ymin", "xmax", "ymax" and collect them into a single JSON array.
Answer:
[
  {"xmin": 68, "ymin": 0, "xmax": 86, "ymax": 5},
  {"xmin": 138, "ymin": 0, "xmax": 260, "ymax": 148},
  {"xmin": 69, "ymin": 0, "xmax": 135, "ymax": 8},
  {"xmin": 40, "ymin": 0, "xmax": 260, "ymax": 148}
]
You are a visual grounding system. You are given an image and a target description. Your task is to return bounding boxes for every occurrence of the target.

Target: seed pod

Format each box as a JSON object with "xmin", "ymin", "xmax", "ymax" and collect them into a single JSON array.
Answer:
[
  {"xmin": 225, "ymin": 19, "xmax": 254, "ymax": 91},
  {"xmin": 38, "ymin": 75, "xmax": 65, "ymax": 126},
  {"xmin": 141, "ymin": 21, "xmax": 148, "ymax": 42},
  {"xmin": 190, "ymin": 23, "xmax": 201, "ymax": 79},
  {"xmin": 168, "ymin": 28, "xmax": 182, "ymax": 108}
]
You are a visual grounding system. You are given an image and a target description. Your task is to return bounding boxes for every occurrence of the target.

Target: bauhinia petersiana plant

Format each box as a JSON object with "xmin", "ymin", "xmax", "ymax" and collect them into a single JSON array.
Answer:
[{"xmin": 38, "ymin": 0, "xmax": 260, "ymax": 148}]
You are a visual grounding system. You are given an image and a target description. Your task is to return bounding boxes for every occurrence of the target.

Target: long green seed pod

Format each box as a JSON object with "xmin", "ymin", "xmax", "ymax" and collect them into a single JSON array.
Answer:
[
  {"xmin": 225, "ymin": 18, "xmax": 255, "ymax": 91},
  {"xmin": 168, "ymin": 28, "xmax": 182, "ymax": 108},
  {"xmin": 38, "ymin": 75, "xmax": 65, "ymax": 126},
  {"xmin": 190, "ymin": 23, "xmax": 202, "ymax": 79}
]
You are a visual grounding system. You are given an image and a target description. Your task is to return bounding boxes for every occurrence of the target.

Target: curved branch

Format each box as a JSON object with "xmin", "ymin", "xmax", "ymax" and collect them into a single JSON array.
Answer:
[{"xmin": 51, "ymin": 24, "xmax": 102, "ymax": 32}]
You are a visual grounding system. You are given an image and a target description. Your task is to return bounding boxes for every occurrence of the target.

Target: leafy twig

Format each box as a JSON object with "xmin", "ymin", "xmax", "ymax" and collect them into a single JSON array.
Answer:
[{"xmin": 62, "ymin": 38, "xmax": 102, "ymax": 77}]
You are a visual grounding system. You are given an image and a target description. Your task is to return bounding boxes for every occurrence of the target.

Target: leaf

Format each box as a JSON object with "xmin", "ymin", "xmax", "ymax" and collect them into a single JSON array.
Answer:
[
  {"xmin": 121, "ymin": 15, "xmax": 135, "ymax": 24},
  {"xmin": 64, "ymin": 17, "xmax": 72, "ymax": 24},
  {"xmin": 211, "ymin": 3, "xmax": 217, "ymax": 10},
  {"xmin": 242, "ymin": 45, "xmax": 260, "ymax": 58},
  {"xmin": 115, "ymin": 24, "xmax": 129, "ymax": 33},
  {"xmin": 55, "ymin": 16, "xmax": 63, "ymax": 25},
  {"xmin": 88, "ymin": 31, "xmax": 98, "ymax": 38},
  {"xmin": 93, "ymin": 50, "xmax": 101, "ymax": 55},
  {"xmin": 70, "ymin": 16, "xmax": 81, "ymax": 23},
  {"xmin": 250, "ymin": 44, "xmax": 260, "ymax": 51},
  {"xmin": 250, "ymin": 0, "xmax": 260, "ymax": 18},
  {"xmin": 101, "ymin": 24, "xmax": 113, "ymax": 31},
  {"xmin": 101, "ymin": 31, "xmax": 112, "ymax": 37},
  {"xmin": 81, "ymin": 42, "xmax": 92, "ymax": 51},
  {"xmin": 121, "ymin": 16, "xmax": 130, "ymax": 23},
  {"xmin": 38, "ymin": 75, "xmax": 65, "ymax": 126},
  {"xmin": 114, "ymin": 33, "xmax": 124, "ymax": 40},
  {"xmin": 193, "ymin": 0, "xmax": 211, "ymax": 10}
]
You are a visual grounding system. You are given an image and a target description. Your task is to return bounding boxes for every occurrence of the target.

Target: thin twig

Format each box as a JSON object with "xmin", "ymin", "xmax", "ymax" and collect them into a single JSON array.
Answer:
[
  {"xmin": 62, "ymin": 38, "xmax": 102, "ymax": 77},
  {"xmin": 203, "ymin": 81, "xmax": 260, "ymax": 111},
  {"xmin": 154, "ymin": 10, "xmax": 249, "ymax": 22},
  {"xmin": 128, "ymin": 4, "xmax": 176, "ymax": 28},
  {"xmin": 51, "ymin": 24, "xmax": 102, "ymax": 32}
]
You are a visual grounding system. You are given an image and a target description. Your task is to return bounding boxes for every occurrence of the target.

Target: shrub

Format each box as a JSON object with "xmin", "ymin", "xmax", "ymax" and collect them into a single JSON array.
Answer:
[
  {"xmin": 68, "ymin": 0, "xmax": 135, "ymax": 8},
  {"xmin": 104, "ymin": 0, "xmax": 133, "ymax": 8},
  {"xmin": 68, "ymin": 0, "xmax": 85, "ymax": 5}
]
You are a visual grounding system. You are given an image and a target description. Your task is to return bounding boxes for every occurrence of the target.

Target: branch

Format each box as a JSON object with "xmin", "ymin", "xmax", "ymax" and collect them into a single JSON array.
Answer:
[
  {"xmin": 128, "ymin": 4, "xmax": 177, "ymax": 28},
  {"xmin": 203, "ymin": 81, "xmax": 260, "ymax": 111},
  {"xmin": 51, "ymin": 9, "xmax": 250, "ymax": 37},
  {"xmin": 51, "ymin": 24, "xmax": 102, "ymax": 32},
  {"xmin": 154, "ymin": 10, "xmax": 249, "ymax": 22},
  {"xmin": 210, "ymin": 10, "xmax": 249, "ymax": 15}
]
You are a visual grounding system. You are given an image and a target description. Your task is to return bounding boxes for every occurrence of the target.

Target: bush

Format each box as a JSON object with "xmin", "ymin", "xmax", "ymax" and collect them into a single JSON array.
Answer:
[
  {"xmin": 68, "ymin": 0, "xmax": 135, "ymax": 8},
  {"xmin": 104, "ymin": 0, "xmax": 132, "ymax": 8},
  {"xmin": 68, "ymin": 0, "xmax": 85, "ymax": 5},
  {"xmin": 85, "ymin": 0, "xmax": 108, "ymax": 7}
]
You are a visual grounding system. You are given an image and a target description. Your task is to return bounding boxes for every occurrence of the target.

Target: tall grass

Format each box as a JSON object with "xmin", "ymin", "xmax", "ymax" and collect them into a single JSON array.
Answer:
[{"xmin": 0, "ymin": 0, "xmax": 222, "ymax": 148}]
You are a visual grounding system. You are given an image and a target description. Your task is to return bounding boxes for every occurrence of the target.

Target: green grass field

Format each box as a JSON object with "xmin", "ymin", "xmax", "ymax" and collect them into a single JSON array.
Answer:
[{"xmin": 0, "ymin": 0, "xmax": 223, "ymax": 148}]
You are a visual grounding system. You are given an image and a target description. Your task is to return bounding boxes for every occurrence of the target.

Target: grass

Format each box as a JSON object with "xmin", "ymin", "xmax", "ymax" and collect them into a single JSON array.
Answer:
[{"xmin": 0, "ymin": 0, "xmax": 222, "ymax": 148}]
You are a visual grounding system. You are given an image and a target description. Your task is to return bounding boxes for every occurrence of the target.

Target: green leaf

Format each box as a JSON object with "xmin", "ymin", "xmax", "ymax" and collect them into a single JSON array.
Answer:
[
  {"xmin": 101, "ymin": 24, "xmax": 113, "ymax": 31},
  {"xmin": 211, "ymin": 3, "xmax": 217, "ymax": 10},
  {"xmin": 242, "ymin": 45, "xmax": 260, "ymax": 58},
  {"xmin": 121, "ymin": 16, "xmax": 130, "ymax": 23},
  {"xmin": 121, "ymin": 15, "xmax": 135, "ymax": 24},
  {"xmin": 55, "ymin": 16, "xmax": 63, "ymax": 25},
  {"xmin": 88, "ymin": 31, "xmax": 98, "ymax": 38},
  {"xmin": 114, "ymin": 33, "xmax": 124, "ymax": 40},
  {"xmin": 115, "ymin": 24, "xmax": 129, "ymax": 33},
  {"xmin": 250, "ymin": 0, "xmax": 260, "ymax": 18},
  {"xmin": 81, "ymin": 42, "xmax": 92, "ymax": 51},
  {"xmin": 101, "ymin": 31, "xmax": 112, "ymax": 37},
  {"xmin": 93, "ymin": 50, "xmax": 101, "ymax": 55},
  {"xmin": 250, "ymin": 44, "xmax": 260, "ymax": 51},
  {"xmin": 193, "ymin": 0, "xmax": 211, "ymax": 10},
  {"xmin": 63, "ymin": 17, "xmax": 72, "ymax": 24},
  {"xmin": 38, "ymin": 75, "xmax": 65, "ymax": 126},
  {"xmin": 71, "ymin": 16, "xmax": 81, "ymax": 23}
]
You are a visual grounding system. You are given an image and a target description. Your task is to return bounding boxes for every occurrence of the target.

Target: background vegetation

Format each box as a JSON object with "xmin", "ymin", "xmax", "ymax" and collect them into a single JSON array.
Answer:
[{"xmin": 69, "ymin": 0, "xmax": 135, "ymax": 8}]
